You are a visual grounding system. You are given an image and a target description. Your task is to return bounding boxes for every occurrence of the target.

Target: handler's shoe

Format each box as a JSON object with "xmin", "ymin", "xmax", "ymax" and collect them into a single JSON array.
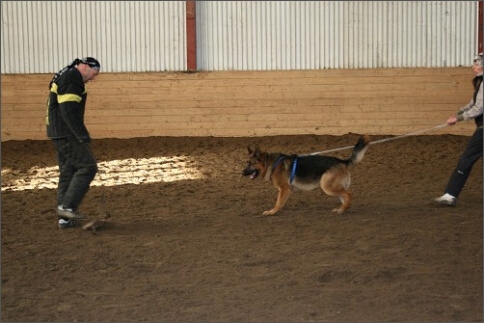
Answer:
[
  {"xmin": 58, "ymin": 218, "xmax": 79, "ymax": 229},
  {"xmin": 56, "ymin": 205, "xmax": 85, "ymax": 220},
  {"xmin": 434, "ymin": 193, "xmax": 457, "ymax": 206}
]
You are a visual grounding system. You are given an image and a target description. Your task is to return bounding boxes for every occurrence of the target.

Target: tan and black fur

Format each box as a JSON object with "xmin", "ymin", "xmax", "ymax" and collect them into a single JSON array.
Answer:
[{"xmin": 242, "ymin": 135, "xmax": 371, "ymax": 215}]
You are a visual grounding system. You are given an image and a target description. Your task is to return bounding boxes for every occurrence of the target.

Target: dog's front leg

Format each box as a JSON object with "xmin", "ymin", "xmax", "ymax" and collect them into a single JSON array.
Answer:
[{"xmin": 263, "ymin": 185, "xmax": 291, "ymax": 216}]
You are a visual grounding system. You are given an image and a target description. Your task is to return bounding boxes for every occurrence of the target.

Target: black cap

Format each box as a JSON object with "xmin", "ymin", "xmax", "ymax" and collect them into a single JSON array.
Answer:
[{"xmin": 80, "ymin": 57, "xmax": 101, "ymax": 70}]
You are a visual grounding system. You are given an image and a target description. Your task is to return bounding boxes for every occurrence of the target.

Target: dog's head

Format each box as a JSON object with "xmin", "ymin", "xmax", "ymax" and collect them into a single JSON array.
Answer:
[{"xmin": 242, "ymin": 146, "xmax": 268, "ymax": 180}]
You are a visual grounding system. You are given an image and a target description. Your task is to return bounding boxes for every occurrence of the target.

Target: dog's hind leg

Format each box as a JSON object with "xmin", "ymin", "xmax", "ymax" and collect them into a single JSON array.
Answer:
[
  {"xmin": 320, "ymin": 169, "xmax": 352, "ymax": 214},
  {"xmin": 331, "ymin": 191, "xmax": 352, "ymax": 214},
  {"xmin": 264, "ymin": 185, "xmax": 291, "ymax": 216}
]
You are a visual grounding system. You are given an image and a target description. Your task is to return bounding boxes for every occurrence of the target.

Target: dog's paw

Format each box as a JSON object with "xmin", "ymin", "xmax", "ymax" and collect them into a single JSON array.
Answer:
[
  {"xmin": 331, "ymin": 208, "xmax": 345, "ymax": 215},
  {"xmin": 263, "ymin": 209, "xmax": 278, "ymax": 216}
]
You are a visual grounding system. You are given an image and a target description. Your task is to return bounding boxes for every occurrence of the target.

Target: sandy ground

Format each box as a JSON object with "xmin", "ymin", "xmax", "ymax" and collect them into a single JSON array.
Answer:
[{"xmin": 1, "ymin": 133, "xmax": 482, "ymax": 322}]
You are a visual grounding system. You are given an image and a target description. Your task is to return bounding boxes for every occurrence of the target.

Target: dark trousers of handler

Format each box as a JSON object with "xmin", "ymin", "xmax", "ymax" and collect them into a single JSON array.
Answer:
[
  {"xmin": 52, "ymin": 137, "xmax": 98, "ymax": 211},
  {"xmin": 444, "ymin": 126, "xmax": 483, "ymax": 198}
]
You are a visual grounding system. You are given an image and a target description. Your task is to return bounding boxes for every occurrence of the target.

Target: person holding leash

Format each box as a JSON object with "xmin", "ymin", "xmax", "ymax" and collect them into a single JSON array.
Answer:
[
  {"xmin": 435, "ymin": 53, "xmax": 483, "ymax": 206},
  {"xmin": 46, "ymin": 57, "xmax": 101, "ymax": 228}
]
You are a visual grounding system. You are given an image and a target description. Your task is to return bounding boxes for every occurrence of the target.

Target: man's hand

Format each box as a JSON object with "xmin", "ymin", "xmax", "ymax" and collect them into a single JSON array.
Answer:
[{"xmin": 446, "ymin": 115, "xmax": 457, "ymax": 125}]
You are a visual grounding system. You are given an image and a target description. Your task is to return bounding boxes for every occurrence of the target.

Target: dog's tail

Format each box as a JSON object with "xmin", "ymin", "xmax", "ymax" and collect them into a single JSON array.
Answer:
[{"xmin": 347, "ymin": 135, "xmax": 371, "ymax": 165}]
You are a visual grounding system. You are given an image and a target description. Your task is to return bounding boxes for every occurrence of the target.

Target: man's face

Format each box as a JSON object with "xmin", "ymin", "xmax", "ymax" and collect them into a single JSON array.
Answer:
[
  {"xmin": 472, "ymin": 63, "xmax": 483, "ymax": 76},
  {"xmin": 80, "ymin": 64, "xmax": 100, "ymax": 83},
  {"xmin": 472, "ymin": 55, "xmax": 483, "ymax": 75}
]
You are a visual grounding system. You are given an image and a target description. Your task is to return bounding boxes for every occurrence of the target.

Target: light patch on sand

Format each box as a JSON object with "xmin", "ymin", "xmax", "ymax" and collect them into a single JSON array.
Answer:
[{"xmin": 1, "ymin": 156, "xmax": 205, "ymax": 192}]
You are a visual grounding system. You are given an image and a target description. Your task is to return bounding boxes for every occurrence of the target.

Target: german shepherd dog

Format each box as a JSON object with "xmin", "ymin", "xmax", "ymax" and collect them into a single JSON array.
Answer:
[{"xmin": 242, "ymin": 135, "xmax": 371, "ymax": 215}]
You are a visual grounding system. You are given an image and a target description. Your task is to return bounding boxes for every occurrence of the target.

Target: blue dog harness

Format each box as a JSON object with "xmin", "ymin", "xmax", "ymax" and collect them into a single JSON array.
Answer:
[
  {"xmin": 290, "ymin": 157, "xmax": 298, "ymax": 183},
  {"xmin": 271, "ymin": 156, "xmax": 298, "ymax": 184}
]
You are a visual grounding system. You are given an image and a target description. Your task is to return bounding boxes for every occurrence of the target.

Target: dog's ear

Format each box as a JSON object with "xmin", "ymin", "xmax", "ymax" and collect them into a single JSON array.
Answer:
[
  {"xmin": 248, "ymin": 146, "xmax": 262, "ymax": 158},
  {"xmin": 248, "ymin": 146, "xmax": 262, "ymax": 154}
]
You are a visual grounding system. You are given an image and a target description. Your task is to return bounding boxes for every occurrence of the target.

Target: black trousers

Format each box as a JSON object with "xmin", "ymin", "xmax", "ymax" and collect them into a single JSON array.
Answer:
[
  {"xmin": 52, "ymin": 137, "xmax": 98, "ymax": 211},
  {"xmin": 445, "ymin": 126, "xmax": 483, "ymax": 198}
]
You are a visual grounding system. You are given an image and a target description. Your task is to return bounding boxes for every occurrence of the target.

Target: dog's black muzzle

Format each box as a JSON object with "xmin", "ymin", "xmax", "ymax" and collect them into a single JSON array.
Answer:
[{"xmin": 242, "ymin": 167, "xmax": 259, "ymax": 179}]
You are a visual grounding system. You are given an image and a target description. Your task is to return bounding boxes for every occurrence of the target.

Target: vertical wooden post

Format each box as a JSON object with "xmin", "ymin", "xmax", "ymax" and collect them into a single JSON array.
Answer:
[
  {"xmin": 478, "ymin": 1, "xmax": 483, "ymax": 53},
  {"xmin": 186, "ymin": 1, "xmax": 197, "ymax": 71}
]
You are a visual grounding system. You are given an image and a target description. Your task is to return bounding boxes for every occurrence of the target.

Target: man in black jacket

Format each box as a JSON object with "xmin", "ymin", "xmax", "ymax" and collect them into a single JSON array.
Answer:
[
  {"xmin": 46, "ymin": 57, "xmax": 101, "ymax": 228},
  {"xmin": 435, "ymin": 53, "xmax": 483, "ymax": 206}
]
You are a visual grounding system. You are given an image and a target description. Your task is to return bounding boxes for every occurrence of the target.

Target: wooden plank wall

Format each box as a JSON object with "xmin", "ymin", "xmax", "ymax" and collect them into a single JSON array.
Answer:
[{"xmin": 1, "ymin": 67, "xmax": 476, "ymax": 142}]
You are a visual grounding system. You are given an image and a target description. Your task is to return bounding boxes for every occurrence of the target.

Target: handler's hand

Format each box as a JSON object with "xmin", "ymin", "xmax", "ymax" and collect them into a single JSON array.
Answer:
[{"xmin": 446, "ymin": 115, "xmax": 457, "ymax": 125}]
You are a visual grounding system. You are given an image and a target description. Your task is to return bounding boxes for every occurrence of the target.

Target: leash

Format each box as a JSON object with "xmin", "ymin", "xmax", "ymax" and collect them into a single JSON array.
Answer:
[{"xmin": 307, "ymin": 123, "xmax": 449, "ymax": 156}]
